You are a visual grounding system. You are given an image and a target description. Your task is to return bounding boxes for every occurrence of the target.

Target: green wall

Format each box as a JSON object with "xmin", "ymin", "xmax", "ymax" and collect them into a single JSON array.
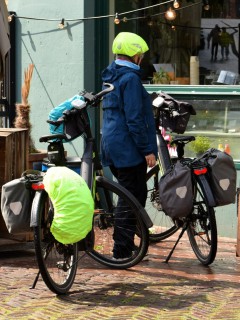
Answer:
[{"xmin": 8, "ymin": 0, "xmax": 108, "ymax": 155}]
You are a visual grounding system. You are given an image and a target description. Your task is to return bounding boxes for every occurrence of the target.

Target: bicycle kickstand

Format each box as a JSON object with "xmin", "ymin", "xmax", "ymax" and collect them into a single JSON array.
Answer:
[
  {"xmin": 164, "ymin": 221, "xmax": 189, "ymax": 263},
  {"xmin": 30, "ymin": 270, "xmax": 41, "ymax": 289}
]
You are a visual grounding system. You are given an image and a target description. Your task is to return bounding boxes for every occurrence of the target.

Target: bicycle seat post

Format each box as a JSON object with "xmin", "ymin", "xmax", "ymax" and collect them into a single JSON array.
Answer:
[{"xmin": 176, "ymin": 142, "xmax": 185, "ymax": 159}]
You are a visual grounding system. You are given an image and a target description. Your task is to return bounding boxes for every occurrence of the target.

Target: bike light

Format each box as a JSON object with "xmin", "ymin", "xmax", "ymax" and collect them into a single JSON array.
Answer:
[
  {"xmin": 152, "ymin": 96, "xmax": 164, "ymax": 108},
  {"xmin": 193, "ymin": 167, "xmax": 207, "ymax": 175},
  {"xmin": 32, "ymin": 182, "xmax": 45, "ymax": 190}
]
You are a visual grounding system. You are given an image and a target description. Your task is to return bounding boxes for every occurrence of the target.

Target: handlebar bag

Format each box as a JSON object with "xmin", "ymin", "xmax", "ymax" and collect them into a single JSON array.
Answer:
[
  {"xmin": 159, "ymin": 161, "xmax": 193, "ymax": 219},
  {"xmin": 43, "ymin": 166, "xmax": 94, "ymax": 244},
  {"xmin": 198, "ymin": 148, "xmax": 236, "ymax": 206},
  {"xmin": 1, "ymin": 170, "xmax": 41, "ymax": 233},
  {"xmin": 152, "ymin": 91, "xmax": 196, "ymax": 134},
  {"xmin": 48, "ymin": 95, "xmax": 85, "ymax": 141}
]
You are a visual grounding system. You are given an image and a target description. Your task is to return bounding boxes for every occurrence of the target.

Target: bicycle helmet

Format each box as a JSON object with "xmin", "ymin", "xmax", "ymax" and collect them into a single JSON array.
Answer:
[{"xmin": 112, "ymin": 32, "xmax": 149, "ymax": 57}]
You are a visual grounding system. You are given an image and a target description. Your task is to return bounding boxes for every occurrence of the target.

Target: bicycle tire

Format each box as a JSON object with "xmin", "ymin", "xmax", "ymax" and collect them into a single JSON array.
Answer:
[
  {"xmin": 187, "ymin": 180, "xmax": 218, "ymax": 265},
  {"xmin": 33, "ymin": 190, "xmax": 78, "ymax": 294},
  {"xmin": 146, "ymin": 165, "xmax": 178, "ymax": 242},
  {"xmin": 87, "ymin": 177, "xmax": 149, "ymax": 269}
]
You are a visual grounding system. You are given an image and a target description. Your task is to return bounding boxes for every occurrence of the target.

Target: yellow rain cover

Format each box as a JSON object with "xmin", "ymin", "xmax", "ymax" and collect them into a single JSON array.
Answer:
[{"xmin": 43, "ymin": 167, "xmax": 94, "ymax": 244}]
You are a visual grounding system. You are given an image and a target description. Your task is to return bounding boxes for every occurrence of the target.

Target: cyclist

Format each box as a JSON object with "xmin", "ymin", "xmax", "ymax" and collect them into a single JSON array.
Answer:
[{"xmin": 101, "ymin": 32, "xmax": 158, "ymax": 259}]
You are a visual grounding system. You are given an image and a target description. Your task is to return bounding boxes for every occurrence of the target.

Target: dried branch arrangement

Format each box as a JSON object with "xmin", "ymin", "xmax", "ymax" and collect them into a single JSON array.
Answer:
[{"xmin": 14, "ymin": 64, "xmax": 38, "ymax": 152}]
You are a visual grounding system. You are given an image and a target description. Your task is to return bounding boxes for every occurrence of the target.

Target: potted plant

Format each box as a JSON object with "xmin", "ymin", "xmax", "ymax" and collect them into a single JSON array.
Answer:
[
  {"xmin": 189, "ymin": 136, "xmax": 211, "ymax": 157},
  {"xmin": 153, "ymin": 67, "xmax": 171, "ymax": 84}
]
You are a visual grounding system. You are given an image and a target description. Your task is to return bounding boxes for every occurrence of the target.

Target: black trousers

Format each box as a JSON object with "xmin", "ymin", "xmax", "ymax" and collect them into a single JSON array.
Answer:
[{"xmin": 110, "ymin": 162, "xmax": 147, "ymax": 258}]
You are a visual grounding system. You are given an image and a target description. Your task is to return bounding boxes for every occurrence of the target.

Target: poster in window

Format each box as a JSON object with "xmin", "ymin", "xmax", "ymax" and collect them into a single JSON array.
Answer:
[{"xmin": 199, "ymin": 19, "xmax": 239, "ymax": 85}]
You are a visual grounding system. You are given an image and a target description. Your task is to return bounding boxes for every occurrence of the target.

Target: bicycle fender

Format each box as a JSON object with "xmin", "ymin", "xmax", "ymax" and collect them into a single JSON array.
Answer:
[
  {"xmin": 195, "ymin": 174, "xmax": 216, "ymax": 207},
  {"xmin": 30, "ymin": 190, "xmax": 46, "ymax": 227},
  {"xmin": 96, "ymin": 176, "xmax": 153, "ymax": 229}
]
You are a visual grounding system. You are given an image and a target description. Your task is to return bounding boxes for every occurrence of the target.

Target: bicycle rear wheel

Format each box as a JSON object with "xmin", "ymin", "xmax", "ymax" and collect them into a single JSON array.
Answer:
[
  {"xmin": 33, "ymin": 190, "xmax": 78, "ymax": 294},
  {"xmin": 146, "ymin": 165, "xmax": 178, "ymax": 242},
  {"xmin": 87, "ymin": 177, "xmax": 149, "ymax": 269},
  {"xmin": 187, "ymin": 180, "xmax": 217, "ymax": 265}
]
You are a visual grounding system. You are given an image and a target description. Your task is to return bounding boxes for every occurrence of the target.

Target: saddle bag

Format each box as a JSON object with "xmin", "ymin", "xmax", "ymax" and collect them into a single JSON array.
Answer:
[
  {"xmin": 43, "ymin": 166, "xmax": 94, "ymax": 244},
  {"xmin": 1, "ymin": 170, "xmax": 42, "ymax": 233},
  {"xmin": 198, "ymin": 148, "xmax": 236, "ymax": 206},
  {"xmin": 159, "ymin": 161, "xmax": 194, "ymax": 219}
]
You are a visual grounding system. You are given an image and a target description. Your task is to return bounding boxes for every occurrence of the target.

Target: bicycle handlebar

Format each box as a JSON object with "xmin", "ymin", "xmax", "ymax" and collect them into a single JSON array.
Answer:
[
  {"xmin": 152, "ymin": 91, "xmax": 196, "ymax": 117},
  {"xmin": 80, "ymin": 82, "xmax": 114, "ymax": 104},
  {"xmin": 47, "ymin": 83, "xmax": 114, "ymax": 127}
]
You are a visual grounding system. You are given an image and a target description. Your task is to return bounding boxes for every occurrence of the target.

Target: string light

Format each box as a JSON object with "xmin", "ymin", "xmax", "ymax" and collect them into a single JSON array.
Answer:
[
  {"xmin": 173, "ymin": 0, "xmax": 180, "ymax": 9},
  {"xmin": 6, "ymin": 1, "xmax": 176, "ymax": 23},
  {"xmin": 58, "ymin": 18, "xmax": 65, "ymax": 29},
  {"xmin": 114, "ymin": 13, "xmax": 120, "ymax": 24},
  {"xmin": 7, "ymin": 1, "xmax": 231, "ymax": 31},
  {"xmin": 165, "ymin": 7, "xmax": 176, "ymax": 21},
  {"xmin": 203, "ymin": 0, "xmax": 210, "ymax": 11},
  {"xmin": 8, "ymin": 14, "xmax": 13, "ymax": 22},
  {"xmin": 147, "ymin": 16, "xmax": 153, "ymax": 26}
]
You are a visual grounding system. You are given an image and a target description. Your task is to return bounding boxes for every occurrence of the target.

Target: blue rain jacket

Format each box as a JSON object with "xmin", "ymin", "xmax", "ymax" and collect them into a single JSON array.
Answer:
[{"xmin": 101, "ymin": 60, "xmax": 157, "ymax": 168}]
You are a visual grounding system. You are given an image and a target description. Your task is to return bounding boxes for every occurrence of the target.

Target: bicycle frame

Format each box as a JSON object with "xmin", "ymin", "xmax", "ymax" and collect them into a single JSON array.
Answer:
[
  {"xmin": 152, "ymin": 100, "xmax": 218, "ymax": 264},
  {"xmin": 30, "ymin": 86, "xmax": 152, "ymax": 230}
]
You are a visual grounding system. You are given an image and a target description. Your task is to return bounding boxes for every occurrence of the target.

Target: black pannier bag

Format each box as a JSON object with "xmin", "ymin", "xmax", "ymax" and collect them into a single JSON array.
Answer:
[
  {"xmin": 1, "ymin": 170, "xmax": 42, "ymax": 233},
  {"xmin": 151, "ymin": 91, "xmax": 196, "ymax": 134},
  {"xmin": 198, "ymin": 148, "xmax": 237, "ymax": 206},
  {"xmin": 159, "ymin": 161, "xmax": 194, "ymax": 219}
]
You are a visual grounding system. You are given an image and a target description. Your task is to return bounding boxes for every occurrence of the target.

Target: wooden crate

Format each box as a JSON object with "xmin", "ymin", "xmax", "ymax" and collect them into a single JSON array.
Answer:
[
  {"xmin": 0, "ymin": 128, "xmax": 29, "ymax": 188},
  {"xmin": 0, "ymin": 128, "xmax": 33, "ymax": 249}
]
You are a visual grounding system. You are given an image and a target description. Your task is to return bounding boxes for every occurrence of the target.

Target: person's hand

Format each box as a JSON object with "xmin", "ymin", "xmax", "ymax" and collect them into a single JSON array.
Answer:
[{"xmin": 145, "ymin": 154, "xmax": 156, "ymax": 168}]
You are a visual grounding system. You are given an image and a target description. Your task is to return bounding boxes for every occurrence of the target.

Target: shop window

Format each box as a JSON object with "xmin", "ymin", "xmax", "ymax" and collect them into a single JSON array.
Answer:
[{"xmin": 114, "ymin": 0, "xmax": 240, "ymax": 85}]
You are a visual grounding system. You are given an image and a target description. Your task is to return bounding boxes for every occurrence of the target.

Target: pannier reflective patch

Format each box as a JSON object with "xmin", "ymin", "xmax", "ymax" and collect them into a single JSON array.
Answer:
[
  {"xmin": 176, "ymin": 186, "xmax": 187, "ymax": 199},
  {"xmin": 219, "ymin": 179, "xmax": 230, "ymax": 191},
  {"xmin": 9, "ymin": 202, "xmax": 22, "ymax": 215}
]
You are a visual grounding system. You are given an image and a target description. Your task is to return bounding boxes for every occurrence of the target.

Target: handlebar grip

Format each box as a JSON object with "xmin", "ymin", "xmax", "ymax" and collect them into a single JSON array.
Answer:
[{"xmin": 95, "ymin": 83, "xmax": 114, "ymax": 99}]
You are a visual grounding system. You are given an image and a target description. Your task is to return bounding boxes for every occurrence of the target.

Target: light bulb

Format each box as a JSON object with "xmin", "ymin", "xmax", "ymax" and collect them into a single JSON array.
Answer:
[
  {"xmin": 165, "ymin": 7, "xmax": 176, "ymax": 21},
  {"xmin": 203, "ymin": 0, "xmax": 210, "ymax": 10},
  {"xmin": 114, "ymin": 13, "xmax": 120, "ymax": 24},
  {"xmin": 173, "ymin": 0, "xmax": 180, "ymax": 9},
  {"xmin": 58, "ymin": 18, "xmax": 65, "ymax": 29}
]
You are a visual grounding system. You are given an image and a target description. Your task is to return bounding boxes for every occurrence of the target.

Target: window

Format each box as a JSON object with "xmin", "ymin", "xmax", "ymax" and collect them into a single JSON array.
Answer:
[{"xmin": 114, "ymin": 0, "xmax": 240, "ymax": 85}]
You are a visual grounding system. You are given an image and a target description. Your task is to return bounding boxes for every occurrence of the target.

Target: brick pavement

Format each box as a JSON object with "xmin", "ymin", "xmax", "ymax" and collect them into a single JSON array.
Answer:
[{"xmin": 0, "ymin": 233, "xmax": 239, "ymax": 320}]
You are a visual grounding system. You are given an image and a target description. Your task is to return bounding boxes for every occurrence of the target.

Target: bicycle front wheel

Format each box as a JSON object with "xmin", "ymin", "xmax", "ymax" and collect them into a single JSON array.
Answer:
[
  {"xmin": 146, "ymin": 165, "xmax": 178, "ymax": 242},
  {"xmin": 87, "ymin": 177, "xmax": 149, "ymax": 269},
  {"xmin": 187, "ymin": 181, "xmax": 217, "ymax": 265},
  {"xmin": 33, "ymin": 190, "xmax": 78, "ymax": 294}
]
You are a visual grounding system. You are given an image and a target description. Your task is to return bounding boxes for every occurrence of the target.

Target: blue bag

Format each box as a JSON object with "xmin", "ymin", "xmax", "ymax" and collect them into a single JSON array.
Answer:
[{"xmin": 48, "ymin": 95, "xmax": 85, "ymax": 140}]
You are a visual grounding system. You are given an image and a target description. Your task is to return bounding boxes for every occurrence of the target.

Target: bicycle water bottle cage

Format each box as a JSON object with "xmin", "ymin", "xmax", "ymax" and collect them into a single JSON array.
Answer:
[{"xmin": 47, "ymin": 141, "xmax": 66, "ymax": 165}]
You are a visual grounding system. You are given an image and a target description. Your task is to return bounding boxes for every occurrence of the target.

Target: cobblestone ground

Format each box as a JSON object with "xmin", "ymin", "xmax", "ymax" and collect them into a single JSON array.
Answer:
[{"xmin": 0, "ymin": 234, "xmax": 239, "ymax": 320}]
